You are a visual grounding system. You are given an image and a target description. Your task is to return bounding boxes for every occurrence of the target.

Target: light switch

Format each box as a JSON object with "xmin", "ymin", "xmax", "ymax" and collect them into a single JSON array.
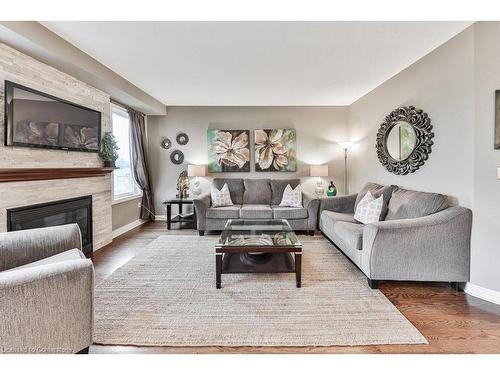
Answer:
[{"xmin": 498, "ymin": 167, "xmax": 500, "ymax": 179}]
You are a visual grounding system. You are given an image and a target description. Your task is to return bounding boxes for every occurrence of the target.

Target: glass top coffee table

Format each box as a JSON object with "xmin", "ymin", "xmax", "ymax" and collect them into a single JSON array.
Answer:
[{"xmin": 215, "ymin": 219, "xmax": 302, "ymax": 289}]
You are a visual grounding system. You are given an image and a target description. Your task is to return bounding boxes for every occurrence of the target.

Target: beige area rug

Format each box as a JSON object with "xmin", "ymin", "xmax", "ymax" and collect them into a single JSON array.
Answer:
[{"xmin": 94, "ymin": 235, "xmax": 427, "ymax": 346}]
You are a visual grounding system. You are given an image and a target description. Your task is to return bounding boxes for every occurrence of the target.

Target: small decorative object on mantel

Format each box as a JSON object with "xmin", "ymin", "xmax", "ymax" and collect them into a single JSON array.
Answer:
[
  {"xmin": 99, "ymin": 132, "xmax": 119, "ymax": 168},
  {"xmin": 176, "ymin": 170, "xmax": 190, "ymax": 198},
  {"xmin": 161, "ymin": 137, "xmax": 172, "ymax": 150},
  {"xmin": 376, "ymin": 106, "xmax": 434, "ymax": 175},
  {"xmin": 176, "ymin": 132, "xmax": 189, "ymax": 145},
  {"xmin": 170, "ymin": 149, "xmax": 184, "ymax": 165},
  {"xmin": 327, "ymin": 181, "xmax": 337, "ymax": 196}
]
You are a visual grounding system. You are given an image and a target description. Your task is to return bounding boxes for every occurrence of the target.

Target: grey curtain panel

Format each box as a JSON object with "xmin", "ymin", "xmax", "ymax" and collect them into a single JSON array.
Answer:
[{"xmin": 130, "ymin": 110, "xmax": 155, "ymax": 220}]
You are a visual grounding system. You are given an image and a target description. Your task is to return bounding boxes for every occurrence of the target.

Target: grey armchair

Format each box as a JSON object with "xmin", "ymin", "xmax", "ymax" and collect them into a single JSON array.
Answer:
[{"xmin": 0, "ymin": 224, "xmax": 94, "ymax": 354}]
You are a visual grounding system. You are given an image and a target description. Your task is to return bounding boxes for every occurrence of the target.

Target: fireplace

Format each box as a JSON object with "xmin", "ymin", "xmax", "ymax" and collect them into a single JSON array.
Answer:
[{"xmin": 7, "ymin": 195, "xmax": 93, "ymax": 256}]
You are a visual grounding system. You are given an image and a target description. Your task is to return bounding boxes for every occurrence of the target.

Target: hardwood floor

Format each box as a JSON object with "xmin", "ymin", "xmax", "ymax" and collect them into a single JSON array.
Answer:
[{"xmin": 90, "ymin": 221, "xmax": 500, "ymax": 354}]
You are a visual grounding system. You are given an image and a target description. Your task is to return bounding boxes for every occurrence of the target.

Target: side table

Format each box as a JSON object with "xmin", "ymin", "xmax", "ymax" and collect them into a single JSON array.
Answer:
[{"xmin": 163, "ymin": 198, "xmax": 196, "ymax": 230}]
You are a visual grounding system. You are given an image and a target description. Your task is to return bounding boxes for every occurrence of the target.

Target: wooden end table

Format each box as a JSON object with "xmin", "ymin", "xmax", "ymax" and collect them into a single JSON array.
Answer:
[{"xmin": 163, "ymin": 198, "xmax": 196, "ymax": 230}]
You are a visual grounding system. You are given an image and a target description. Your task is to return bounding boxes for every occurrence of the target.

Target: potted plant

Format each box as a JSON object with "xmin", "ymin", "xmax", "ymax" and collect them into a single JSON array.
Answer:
[{"xmin": 100, "ymin": 132, "xmax": 119, "ymax": 168}]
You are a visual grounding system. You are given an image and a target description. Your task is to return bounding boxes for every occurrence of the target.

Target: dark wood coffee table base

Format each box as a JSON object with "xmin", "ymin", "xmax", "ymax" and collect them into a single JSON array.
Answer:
[{"xmin": 215, "ymin": 248, "xmax": 302, "ymax": 289}]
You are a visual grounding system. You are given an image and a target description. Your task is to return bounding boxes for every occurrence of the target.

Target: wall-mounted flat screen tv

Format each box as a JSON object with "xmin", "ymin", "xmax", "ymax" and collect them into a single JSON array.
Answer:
[{"xmin": 4, "ymin": 80, "xmax": 101, "ymax": 152}]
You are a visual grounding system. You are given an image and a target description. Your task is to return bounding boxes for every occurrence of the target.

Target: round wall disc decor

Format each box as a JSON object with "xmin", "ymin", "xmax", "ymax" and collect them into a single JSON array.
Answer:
[
  {"xmin": 170, "ymin": 149, "xmax": 184, "ymax": 165},
  {"xmin": 176, "ymin": 132, "xmax": 189, "ymax": 145},
  {"xmin": 161, "ymin": 138, "xmax": 172, "ymax": 150}
]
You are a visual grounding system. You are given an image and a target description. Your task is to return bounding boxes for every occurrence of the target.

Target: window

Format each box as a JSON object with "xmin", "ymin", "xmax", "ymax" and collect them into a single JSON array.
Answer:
[{"xmin": 112, "ymin": 104, "xmax": 141, "ymax": 202}]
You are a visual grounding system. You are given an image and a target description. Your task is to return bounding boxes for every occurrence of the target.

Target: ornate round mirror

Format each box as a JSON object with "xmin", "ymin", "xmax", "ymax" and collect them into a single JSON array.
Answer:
[
  {"xmin": 385, "ymin": 121, "xmax": 417, "ymax": 161},
  {"xmin": 376, "ymin": 106, "xmax": 434, "ymax": 175}
]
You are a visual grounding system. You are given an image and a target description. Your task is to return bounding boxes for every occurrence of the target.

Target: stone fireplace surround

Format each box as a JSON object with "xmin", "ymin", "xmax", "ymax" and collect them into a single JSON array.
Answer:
[{"xmin": 0, "ymin": 42, "xmax": 113, "ymax": 251}]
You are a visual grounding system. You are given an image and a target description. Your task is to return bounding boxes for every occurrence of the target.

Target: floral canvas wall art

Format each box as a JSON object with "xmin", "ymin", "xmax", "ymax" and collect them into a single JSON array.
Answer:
[
  {"xmin": 207, "ymin": 130, "xmax": 250, "ymax": 172},
  {"xmin": 254, "ymin": 129, "xmax": 297, "ymax": 172}
]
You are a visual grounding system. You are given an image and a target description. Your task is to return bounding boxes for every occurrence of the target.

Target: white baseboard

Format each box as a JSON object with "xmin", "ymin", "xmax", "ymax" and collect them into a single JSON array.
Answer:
[
  {"xmin": 154, "ymin": 215, "xmax": 167, "ymax": 221},
  {"xmin": 464, "ymin": 282, "xmax": 500, "ymax": 305},
  {"xmin": 112, "ymin": 219, "xmax": 147, "ymax": 239}
]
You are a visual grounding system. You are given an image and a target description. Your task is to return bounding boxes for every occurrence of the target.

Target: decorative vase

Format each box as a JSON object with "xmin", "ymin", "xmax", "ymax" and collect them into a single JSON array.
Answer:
[
  {"xmin": 103, "ymin": 160, "xmax": 115, "ymax": 168},
  {"xmin": 327, "ymin": 181, "xmax": 337, "ymax": 196}
]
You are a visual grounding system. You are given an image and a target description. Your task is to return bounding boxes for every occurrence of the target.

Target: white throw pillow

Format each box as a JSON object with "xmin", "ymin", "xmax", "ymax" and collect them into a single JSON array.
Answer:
[
  {"xmin": 279, "ymin": 184, "xmax": 303, "ymax": 208},
  {"xmin": 354, "ymin": 191, "xmax": 384, "ymax": 224},
  {"xmin": 211, "ymin": 183, "xmax": 234, "ymax": 207}
]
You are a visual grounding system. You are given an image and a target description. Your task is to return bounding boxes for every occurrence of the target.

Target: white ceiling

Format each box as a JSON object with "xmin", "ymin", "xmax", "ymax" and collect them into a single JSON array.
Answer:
[{"xmin": 42, "ymin": 21, "xmax": 472, "ymax": 106}]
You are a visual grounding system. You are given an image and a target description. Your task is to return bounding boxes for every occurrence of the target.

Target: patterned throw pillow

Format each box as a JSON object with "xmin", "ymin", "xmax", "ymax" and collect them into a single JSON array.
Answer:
[
  {"xmin": 279, "ymin": 184, "xmax": 303, "ymax": 208},
  {"xmin": 354, "ymin": 191, "xmax": 384, "ymax": 224},
  {"xmin": 211, "ymin": 183, "xmax": 234, "ymax": 207}
]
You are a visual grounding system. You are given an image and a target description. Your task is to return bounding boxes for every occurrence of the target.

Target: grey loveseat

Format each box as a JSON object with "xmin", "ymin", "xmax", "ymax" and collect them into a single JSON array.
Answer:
[
  {"xmin": 319, "ymin": 182, "xmax": 472, "ymax": 289},
  {"xmin": 0, "ymin": 224, "xmax": 94, "ymax": 354},
  {"xmin": 194, "ymin": 178, "xmax": 320, "ymax": 235}
]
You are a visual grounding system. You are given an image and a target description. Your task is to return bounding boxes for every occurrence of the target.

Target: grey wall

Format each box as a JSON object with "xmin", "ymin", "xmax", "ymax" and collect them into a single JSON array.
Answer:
[
  {"xmin": 348, "ymin": 27, "xmax": 475, "ymax": 208},
  {"xmin": 348, "ymin": 23, "xmax": 500, "ymax": 294},
  {"xmin": 112, "ymin": 197, "xmax": 142, "ymax": 231},
  {"xmin": 471, "ymin": 22, "xmax": 500, "ymax": 292},
  {"xmin": 148, "ymin": 106, "xmax": 348, "ymax": 216}
]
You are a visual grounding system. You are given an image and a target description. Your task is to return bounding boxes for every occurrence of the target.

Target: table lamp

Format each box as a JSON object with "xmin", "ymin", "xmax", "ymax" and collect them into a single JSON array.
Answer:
[
  {"xmin": 187, "ymin": 165, "xmax": 206, "ymax": 196},
  {"xmin": 310, "ymin": 165, "xmax": 329, "ymax": 197}
]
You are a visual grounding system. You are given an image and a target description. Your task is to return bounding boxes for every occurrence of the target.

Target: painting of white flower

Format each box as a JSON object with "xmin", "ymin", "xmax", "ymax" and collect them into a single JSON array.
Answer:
[
  {"xmin": 254, "ymin": 129, "xmax": 297, "ymax": 172},
  {"xmin": 207, "ymin": 130, "xmax": 250, "ymax": 172}
]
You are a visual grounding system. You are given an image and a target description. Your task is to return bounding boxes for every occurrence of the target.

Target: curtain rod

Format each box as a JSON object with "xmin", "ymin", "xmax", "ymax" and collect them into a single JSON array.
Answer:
[{"xmin": 110, "ymin": 98, "xmax": 146, "ymax": 117}]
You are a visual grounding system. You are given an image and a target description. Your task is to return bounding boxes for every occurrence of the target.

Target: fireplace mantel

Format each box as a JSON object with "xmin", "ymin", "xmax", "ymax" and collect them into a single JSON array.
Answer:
[{"xmin": 0, "ymin": 167, "xmax": 116, "ymax": 183}]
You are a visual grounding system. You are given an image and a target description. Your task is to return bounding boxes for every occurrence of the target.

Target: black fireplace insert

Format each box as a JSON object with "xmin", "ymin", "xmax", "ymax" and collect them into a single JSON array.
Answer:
[{"xmin": 7, "ymin": 195, "xmax": 93, "ymax": 255}]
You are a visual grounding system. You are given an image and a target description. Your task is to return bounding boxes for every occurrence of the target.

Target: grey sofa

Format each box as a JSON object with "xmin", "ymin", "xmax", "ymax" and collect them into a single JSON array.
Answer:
[
  {"xmin": 194, "ymin": 178, "xmax": 320, "ymax": 235},
  {"xmin": 319, "ymin": 182, "xmax": 472, "ymax": 289},
  {"xmin": 0, "ymin": 224, "xmax": 94, "ymax": 354}
]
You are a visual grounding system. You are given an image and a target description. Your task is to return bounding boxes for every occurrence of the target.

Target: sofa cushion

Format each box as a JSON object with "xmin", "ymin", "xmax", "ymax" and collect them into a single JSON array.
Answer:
[
  {"xmin": 279, "ymin": 184, "xmax": 303, "ymax": 207},
  {"xmin": 354, "ymin": 191, "xmax": 384, "ymax": 224},
  {"xmin": 4, "ymin": 248, "xmax": 85, "ymax": 272},
  {"xmin": 321, "ymin": 210, "xmax": 358, "ymax": 224},
  {"xmin": 385, "ymin": 188, "xmax": 449, "ymax": 220},
  {"xmin": 272, "ymin": 206, "xmax": 308, "ymax": 220},
  {"xmin": 354, "ymin": 182, "xmax": 397, "ymax": 219},
  {"xmin": 332, "ymin": 221, "xmax": 364, "ymax": 250},
  {"xmin": 240, "ymin": 204, "xmax": 273, "ymax": 219},
  {"xmin": 213, "ymin": 178, "xmax": 244, "ymax": 205},
  {"xmin": 206, "ymin": 205, "xmax": 241, "ymax": 219},
  {"xmin": 270, "ymin": 179, "xmax": 301, "ymax": 205},
  {"xmin": 243, "ymin": 179, "xmax": 271, "ymax": 205},
  {"xmin": 211, "ymin": 183, "xmax": 233, "ymax": 207}
]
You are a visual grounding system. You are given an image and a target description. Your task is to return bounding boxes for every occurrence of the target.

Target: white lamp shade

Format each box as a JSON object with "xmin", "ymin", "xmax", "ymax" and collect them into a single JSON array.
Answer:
[
  {"xmin": 310, "ymin": 165, "xmax": 329, "ymax": 177},
  {"xmin": 188, "ymin": 165, "xmax": 206, "ymax": 177}
]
